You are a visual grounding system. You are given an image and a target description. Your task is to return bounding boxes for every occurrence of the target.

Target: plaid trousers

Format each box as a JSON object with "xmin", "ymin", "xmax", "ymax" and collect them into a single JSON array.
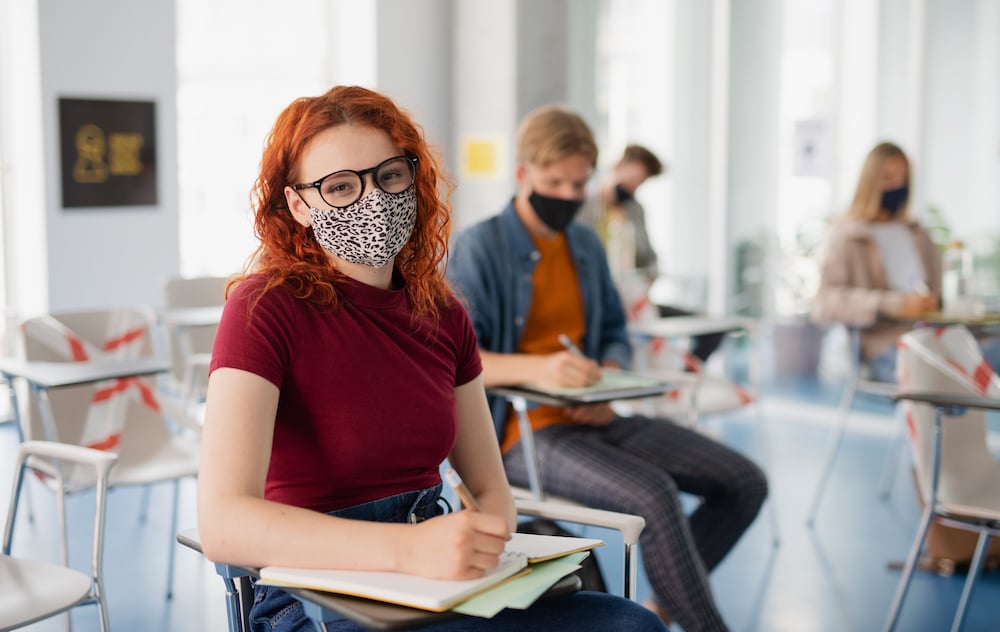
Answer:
[{"xmin": 503, "ymin": 415, "xmax": 768, "ymax": 632}]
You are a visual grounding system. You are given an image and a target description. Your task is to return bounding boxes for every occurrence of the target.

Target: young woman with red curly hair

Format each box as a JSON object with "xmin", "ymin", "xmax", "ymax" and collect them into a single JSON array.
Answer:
[{"xmin": 197, "ymin": 86, "xmax": 665, "ymax": 632}]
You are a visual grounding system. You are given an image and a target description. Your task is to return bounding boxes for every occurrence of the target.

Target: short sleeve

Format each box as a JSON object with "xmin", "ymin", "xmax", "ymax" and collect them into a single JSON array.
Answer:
[
  {"xmin": 210, "ymin": 276, "xmax": 296, "ymax": 389},
  {"xmin": 445, "ymin": 295, "xmax": 483, "ymax": 387}
]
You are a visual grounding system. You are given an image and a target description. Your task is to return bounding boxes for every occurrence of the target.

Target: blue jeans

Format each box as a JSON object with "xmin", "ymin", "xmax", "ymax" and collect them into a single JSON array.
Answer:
[{"xmin": 249, "ymin": 484, "xmax": 666, "ymax": 632}]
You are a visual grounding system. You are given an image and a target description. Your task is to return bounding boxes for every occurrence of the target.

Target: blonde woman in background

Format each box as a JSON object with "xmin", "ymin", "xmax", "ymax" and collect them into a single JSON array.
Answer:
[{"xmin": 812, "ymin": 142, "xmax": 941, "ymax": 382}]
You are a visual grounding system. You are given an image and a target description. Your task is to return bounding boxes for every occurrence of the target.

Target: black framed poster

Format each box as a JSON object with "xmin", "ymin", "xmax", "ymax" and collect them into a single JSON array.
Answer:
[{"xmin": 58, "ymin": 97, "xmax": 158, "ymax": 208}]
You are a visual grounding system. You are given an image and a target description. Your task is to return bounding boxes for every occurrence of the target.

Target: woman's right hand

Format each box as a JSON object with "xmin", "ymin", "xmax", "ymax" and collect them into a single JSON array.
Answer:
[
  {"xmin": 398, "ymin": 511, "xmax": 511, "ymax": 580},
  {"xmin": 895, "ymin": 293, "xmax": 938, "ymax": 317}
]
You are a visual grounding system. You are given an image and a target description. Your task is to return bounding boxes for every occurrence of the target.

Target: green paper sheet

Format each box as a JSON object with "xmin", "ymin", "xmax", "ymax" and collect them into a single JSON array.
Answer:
[{"xmin": 451, "ymin": 552, "xmax": 589, "ymax": 618}]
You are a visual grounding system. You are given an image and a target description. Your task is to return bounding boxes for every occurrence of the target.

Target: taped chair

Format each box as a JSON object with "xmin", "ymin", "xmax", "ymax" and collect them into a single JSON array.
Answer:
[
  {"xmin": 806, "ymin": 325, "xmax": 902, "ymax": 527},
  {"xmin": 2, "ymin": 441, "xmax": 117, "ymax": 631},
  {"xmin": 163, "ymin": 275, "xmax": 228, "ymax": 412},
  {"xmin": 884, "ymin": 325, "xmax": 1000, "ymax": 631},
  {"xmin": 18, "ymin": 307, "xmax": 201, "ymax": 599}
]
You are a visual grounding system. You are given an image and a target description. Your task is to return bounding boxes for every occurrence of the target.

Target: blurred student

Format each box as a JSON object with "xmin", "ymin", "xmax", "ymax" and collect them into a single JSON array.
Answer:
[
  {"xmin": 579, "ymin": 144, "xmax": 723, "ymax": 364},
  {"xmin": 448, "ymin": 105, "xmax": 767, "ymax": 632},
  {"xmin": 812, "ymin": 142, "xmax": 943, "ymax": 382}
]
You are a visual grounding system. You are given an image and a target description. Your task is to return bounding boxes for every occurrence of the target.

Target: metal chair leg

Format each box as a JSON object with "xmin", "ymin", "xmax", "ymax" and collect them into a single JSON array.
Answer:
[
  {"xmin": 751, "ymin": 403, "xmax": 781, "ymax": 547},
  {"xmin": 166, "ymin": 480, "xmax": 181, "ymax": 599},
  {"xmin": 623, "ymin": 541, "xmax": 638, "ymax": 601},
  {"xmin": 139, "ymin": 485, "xmax": 152, "ymax": 524},
  {"xmin": 876, "ymin": 406, "xmax": 907, "ymax": 500},
  {"xmin": 950, "ymin": 533, "xmax": 991, "ymax": 632},
  {"xmin": 806, "ymin": 375, "xmax": 858, "ymax": 527},
  {"xmin": 883, "ymin": 503, "xmax": 934, "ymax": 631},
  {"xmin": 885, "ymin": 407, "xmax": 946, "ymax": 632}
]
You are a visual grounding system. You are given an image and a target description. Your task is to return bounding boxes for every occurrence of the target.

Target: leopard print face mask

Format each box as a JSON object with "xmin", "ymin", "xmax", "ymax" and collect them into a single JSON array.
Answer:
[{"xmin": 310, "ymin": 185, "xmax": 417, "ymax": 268}]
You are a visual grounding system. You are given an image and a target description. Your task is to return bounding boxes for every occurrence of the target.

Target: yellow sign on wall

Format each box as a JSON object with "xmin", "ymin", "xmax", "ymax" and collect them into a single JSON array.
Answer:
[{"xmin": 461, "ymin": 135, "xmax": 505, "ymax": 180}]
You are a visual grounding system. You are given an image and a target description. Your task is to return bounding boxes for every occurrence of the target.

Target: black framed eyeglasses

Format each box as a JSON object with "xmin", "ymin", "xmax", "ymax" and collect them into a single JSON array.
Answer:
[{"xmin": 291, "ymin": 155, "xmax": 418, "ymax": 209}]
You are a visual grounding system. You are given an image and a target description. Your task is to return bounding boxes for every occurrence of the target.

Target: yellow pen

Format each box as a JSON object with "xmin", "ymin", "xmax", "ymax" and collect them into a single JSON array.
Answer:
[{"xmin": 444, "ymin": 468, "xmax": 480, "ymax": 512}]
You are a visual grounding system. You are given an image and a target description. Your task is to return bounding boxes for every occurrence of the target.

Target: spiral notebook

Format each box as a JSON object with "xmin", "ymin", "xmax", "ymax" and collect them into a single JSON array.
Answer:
[{"xmin": 258, "ymin": 532, "xmax": 602, "ymax": 612}]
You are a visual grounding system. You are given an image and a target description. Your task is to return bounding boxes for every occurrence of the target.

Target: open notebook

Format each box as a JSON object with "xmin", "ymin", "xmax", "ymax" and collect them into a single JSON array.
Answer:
[
  {"xmin": 517, "ymin": 368, "xmax": 670, "ymax": 403},
  {"xmin": 258, "ymin": 532, "xmax": 602, "ymax": 612}
]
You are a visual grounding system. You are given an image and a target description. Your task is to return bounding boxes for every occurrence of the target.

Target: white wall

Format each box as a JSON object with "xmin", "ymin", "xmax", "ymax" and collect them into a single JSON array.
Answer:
[{"xmin": 38, "ymin": 0, "xmax": 179, "ymax": 311}]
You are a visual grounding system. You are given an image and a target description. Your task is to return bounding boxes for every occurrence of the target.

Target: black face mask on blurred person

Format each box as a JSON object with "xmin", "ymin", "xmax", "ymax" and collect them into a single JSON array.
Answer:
[
  {"xmin": 529, "ymin": 191, "xmax": 584, "ymax": 232},
  {"xmin": 614, "ymin": 183, "xmax": 633, "ymax": 204},
  {"xmin": 880, "ymin": 186, "xmax": 909, "ymax": 216}
]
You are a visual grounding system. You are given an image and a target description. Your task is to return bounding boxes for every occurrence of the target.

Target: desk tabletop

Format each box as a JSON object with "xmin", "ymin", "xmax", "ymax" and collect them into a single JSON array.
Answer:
[
  {"xmin": 886, "ymin": 311, "xmax": 1000, "ymax": 327},
  {"xmin": 628, "ymin": 315, "xmax": 756, "ymax": 339},
  {"xmin": 160, "ymin": 306, "xmax": 224, "ymax": 329},
  {"xmin": 0, "ymin": 357, "xmax": 170, "ymax": 388},
  {"xmin": 488, "ymin": 377, "xmax": 670, "ymax": 406},
  {"xmin": 895, "ymin": 391, "xmax": 1000, "ymax": 411}
]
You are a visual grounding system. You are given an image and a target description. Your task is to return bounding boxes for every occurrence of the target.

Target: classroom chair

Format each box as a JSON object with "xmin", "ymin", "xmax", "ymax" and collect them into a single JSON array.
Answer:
[
  {"xmin": 162, "ymin": 275, "xmax": 228, "ymax": 410},
  {"xmin": 504, "ymin": 394, "xmax": 655, "ymax": 600},
  {"xmin": 885, "ymin": 325, "xmax": 1000, "ymax": 631},
  {"xmin": 806, "ymin": 324, "xmax": 902, "ymax": 528},
  {"xmin": 17, "ymin": 307, "xmax": 201, "ymax": 599},
  {"xmin": 627, "ymin": 321, "xmax": 782, "ymax": 546},
  {"xmin": 2, "ymin": 441, "xmax": 117, "ymax": 631}
]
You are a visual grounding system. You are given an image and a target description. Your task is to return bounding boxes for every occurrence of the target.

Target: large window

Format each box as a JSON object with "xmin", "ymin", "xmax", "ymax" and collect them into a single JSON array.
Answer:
[
  {"xmin": 175, "ymin": 0, "xmax": 375, "ymax": 277},
  {"xmin": 771, "ymin": 0, "xmax": 839, "ymax": 316},
  {"xmin": 595, "ymin": 0, "xmax": 674, "ymax": 277}
]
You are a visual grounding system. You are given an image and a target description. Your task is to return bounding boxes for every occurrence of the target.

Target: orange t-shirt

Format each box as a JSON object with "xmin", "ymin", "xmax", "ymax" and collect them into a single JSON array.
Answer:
[{"xmin": 500, "ymin": 232, "xmax": 586, "ymax": 453}]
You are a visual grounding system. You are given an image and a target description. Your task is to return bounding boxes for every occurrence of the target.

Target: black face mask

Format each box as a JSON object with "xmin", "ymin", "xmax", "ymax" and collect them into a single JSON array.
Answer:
[
  {"xmin": 880, "ymin": 186, "xmax": 909, "ymax": 216},
  {"xmin": 614, "ymin": 183, "xmax": 633, "ymax": 204},
  {"xmin": 529, "ymin": 191, "xmax": 584, "ymax": 232}
]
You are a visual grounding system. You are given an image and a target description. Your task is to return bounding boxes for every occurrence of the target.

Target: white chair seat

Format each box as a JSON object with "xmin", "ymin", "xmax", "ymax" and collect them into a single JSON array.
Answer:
[
  {"xmin": 110, "ymin": 436, "xmax": 200, "ymax": 486},
  {"xmin": 938, "ymin": 478, "xmax": 1000, "ymax": 523},
  {"xmin": 0, "ymin": 556, "xmax": 91, "ymax": 628},
  {"xmin": 650, "ymin": 374, "xmax": 756, "ymax": 418}
]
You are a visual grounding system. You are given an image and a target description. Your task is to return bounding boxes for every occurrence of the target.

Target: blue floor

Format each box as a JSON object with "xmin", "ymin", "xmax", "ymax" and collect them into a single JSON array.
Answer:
[{"xmin": 2, "ymin": 373, "xmax": 999, "ymax": 631}]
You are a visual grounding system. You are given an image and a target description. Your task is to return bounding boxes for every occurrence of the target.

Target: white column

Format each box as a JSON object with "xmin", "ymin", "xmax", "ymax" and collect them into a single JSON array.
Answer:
[
  {"xmin": 832, "ymin": 0, "xmax": 879, "ymax": 212},
  {"xmin": 673, "ymin": 0, "xmax": 714, "ymax": 300},
  {"xmin": 973, "ymin": 0, "xmax": 1000, "ymax": 240},
  {"xmin": 0, "ymin": 0, "xmax": 47, "ymax": 314},
  {"xmin": 450, "ymin": 0, "xmax": 519, "ymax": 230},
  {"xmin": 724, "ymin": 0, "xmax": 783, "ymax": 315},
  {"xmin": 375, "ymin": 0, "xmax": 453, "ymax": 168}
]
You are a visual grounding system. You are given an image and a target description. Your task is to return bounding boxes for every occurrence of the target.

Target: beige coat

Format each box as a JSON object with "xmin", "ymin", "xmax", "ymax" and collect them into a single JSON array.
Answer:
[{"xmin": 811, "ymin": 217, "xmax": 942, "ymax": 359}]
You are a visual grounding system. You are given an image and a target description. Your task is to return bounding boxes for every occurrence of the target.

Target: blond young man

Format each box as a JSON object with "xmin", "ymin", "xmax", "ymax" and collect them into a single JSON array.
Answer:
[{"xmin": 447, "ymin": 105, "xmax": 768, "ymax": 632}]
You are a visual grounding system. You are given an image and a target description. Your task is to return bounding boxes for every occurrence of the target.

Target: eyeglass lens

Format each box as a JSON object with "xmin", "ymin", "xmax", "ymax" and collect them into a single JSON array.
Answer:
[{"xmin": 319, "ymin": 156, "xmax": 414, "ymax": 208}]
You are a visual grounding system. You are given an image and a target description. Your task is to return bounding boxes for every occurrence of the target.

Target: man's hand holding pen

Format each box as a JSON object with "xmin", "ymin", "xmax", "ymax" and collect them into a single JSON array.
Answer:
[{"xmin": 530, "ymin": 333, "xmax": 602, "ymax": 389}]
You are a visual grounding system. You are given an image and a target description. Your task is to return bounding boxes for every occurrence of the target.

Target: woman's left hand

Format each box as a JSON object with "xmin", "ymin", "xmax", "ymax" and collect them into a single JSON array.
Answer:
[{"xmin": 564, "ymin": 403, "xmax": 616, "ymax": 426}]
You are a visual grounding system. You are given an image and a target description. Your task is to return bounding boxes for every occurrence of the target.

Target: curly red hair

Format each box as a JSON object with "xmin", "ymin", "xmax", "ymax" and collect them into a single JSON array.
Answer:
[{"xmin": 233, "ymin": 85, "xmax": 454, "ymax": 318}]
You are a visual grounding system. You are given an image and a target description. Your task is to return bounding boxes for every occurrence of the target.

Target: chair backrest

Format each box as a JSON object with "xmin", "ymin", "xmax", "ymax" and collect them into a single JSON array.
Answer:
[
  {"xmin": 163, "ymin": 276, "xmax": 228, "ymax": 382},
  {"xmin": 897, "ymin": 326, "xmax": 1000, "ymax": 506},
  {"xmin": 18, "ymin": 307, "xmax": 170, "ymax": 487},
  {"xmin": 3, "ymin": 441, "xmax": 117, "ymax": 631}
]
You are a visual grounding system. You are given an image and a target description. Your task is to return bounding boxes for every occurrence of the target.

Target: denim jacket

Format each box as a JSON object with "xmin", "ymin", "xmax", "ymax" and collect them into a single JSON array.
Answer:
[{"xmin": 447, "ymin": 200, "xmax": 632, "ymax": 442}]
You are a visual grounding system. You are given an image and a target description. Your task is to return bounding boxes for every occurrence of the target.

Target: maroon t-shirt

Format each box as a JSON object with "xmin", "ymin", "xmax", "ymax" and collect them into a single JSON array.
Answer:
[{"xmin": 209, "ymin": 274, "xmax": 482, "ymax": 513}]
